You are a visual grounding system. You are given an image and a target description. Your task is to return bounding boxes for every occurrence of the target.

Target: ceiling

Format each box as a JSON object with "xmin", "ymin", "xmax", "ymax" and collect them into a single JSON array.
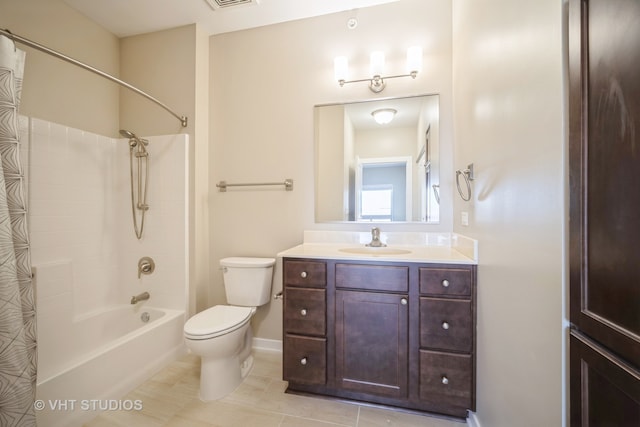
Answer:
[{"xmin": 63, "ymin": 0, "xmax": 400, "ymax": 38}]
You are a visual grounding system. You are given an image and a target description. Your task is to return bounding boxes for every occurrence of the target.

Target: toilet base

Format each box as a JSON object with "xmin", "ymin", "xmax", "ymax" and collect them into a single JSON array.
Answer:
[{"xmin": 196, "ymin": 327, "xmax": 255, "ymax": 401}]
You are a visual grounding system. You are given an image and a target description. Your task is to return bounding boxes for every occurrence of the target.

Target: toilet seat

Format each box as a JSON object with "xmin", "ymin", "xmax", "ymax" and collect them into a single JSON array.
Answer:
[{"xmin": 184, "ymin": 305, "xmax": 254, "ymax": 340}]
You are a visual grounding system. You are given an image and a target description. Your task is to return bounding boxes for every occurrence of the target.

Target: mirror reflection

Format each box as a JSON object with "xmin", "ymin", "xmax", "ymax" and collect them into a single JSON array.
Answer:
[{"xmin": 315, "ymin": 94, "xmax": 440, "ymax": 223}]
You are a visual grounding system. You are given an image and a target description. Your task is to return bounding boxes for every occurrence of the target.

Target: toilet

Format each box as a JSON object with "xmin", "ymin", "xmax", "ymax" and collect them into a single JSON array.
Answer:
[{"xmin": 184, "ymin": 256, "xmax": 275, "ymax": 401}]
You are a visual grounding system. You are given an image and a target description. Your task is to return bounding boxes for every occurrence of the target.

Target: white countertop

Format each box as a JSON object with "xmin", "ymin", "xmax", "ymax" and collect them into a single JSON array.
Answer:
[{"xmin": 277, "ymin": 231, "xmax": 478, "ymax": 265}]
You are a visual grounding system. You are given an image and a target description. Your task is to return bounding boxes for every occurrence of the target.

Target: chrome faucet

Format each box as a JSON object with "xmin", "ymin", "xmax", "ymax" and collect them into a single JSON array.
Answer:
[
  {"xmin": 366, "ymin": 227, "xmax": 387, "ymax": 247},
  {"xmin": 131, "ymin": 291, "xmax": 150, "ymax": 305}
]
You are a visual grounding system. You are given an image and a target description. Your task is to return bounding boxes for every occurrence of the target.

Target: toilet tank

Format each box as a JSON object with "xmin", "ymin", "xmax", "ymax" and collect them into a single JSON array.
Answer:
[{"xmin": 220, "ymin": 257, "xmax": 276, "ymax": 307}]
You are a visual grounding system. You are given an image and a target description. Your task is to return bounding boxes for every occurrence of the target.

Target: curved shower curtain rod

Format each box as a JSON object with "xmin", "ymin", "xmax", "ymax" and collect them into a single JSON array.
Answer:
[{"xmin": 0, "ymin": 28, "xmax": 188, "ymax": 128}]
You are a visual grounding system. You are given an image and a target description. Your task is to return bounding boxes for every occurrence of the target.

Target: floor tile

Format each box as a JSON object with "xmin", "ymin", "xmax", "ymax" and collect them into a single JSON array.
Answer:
[{"xmin": 85, "ymin": 350, "xmax": 467, "ymax": 427}]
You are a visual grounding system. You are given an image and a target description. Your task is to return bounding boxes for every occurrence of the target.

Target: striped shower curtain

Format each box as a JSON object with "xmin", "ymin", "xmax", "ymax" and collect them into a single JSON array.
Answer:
[{"xmin": 0, "ymin": 35, "xmax": 37, "ymax": 426}]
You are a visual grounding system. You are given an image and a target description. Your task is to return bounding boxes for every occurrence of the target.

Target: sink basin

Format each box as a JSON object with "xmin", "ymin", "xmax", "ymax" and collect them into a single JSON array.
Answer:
[{"xmin": 338, "ymin": 247, "xmax": 412, "ymax": 256}]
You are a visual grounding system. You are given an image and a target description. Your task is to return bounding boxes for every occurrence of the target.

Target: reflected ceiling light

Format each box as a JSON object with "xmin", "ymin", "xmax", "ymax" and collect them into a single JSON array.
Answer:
[
  {"xmin": 371, "ymin": 108, "xmax": 397, "ymax": 125},
  {"xmin": 334, "ymin": 46, "xmax": 422, "ymax": 93}
]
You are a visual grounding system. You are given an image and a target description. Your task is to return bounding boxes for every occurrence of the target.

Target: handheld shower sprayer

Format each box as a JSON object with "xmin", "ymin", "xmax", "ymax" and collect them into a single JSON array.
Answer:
[
  {"xmin": 120, "ymin": 129, "xmax": 148, "ymax": 150},
  {"xmin": 120, "ymin": 129, "xmax": 150, "ymax": 239}
]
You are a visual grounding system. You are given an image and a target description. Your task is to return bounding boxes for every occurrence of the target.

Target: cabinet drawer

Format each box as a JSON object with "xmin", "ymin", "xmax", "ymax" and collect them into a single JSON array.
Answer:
[
  {"xmin": 284, "ymin": 260, "xmax": 326, "ymax": 288},
  {"xmin": 336, "ymin": 263, "xmax": 409, "ymax": 292},
  {"xmin": 284, "ymin": 288, "xmax": 326, "ymax": 336},
  {"xmin": 283, "ymin": 335, "xmax": 326, "ymax": 385},
  {"xmin": 420, "ymin": 298, "xmax": 472, "ymax": 352},
  {"xmin": 419, "ymin": 267, "xmax": 472, "ymax": 297},
  {"xmin": 419, "ymin": 350, "xmax": 472, "ymax": 416}
]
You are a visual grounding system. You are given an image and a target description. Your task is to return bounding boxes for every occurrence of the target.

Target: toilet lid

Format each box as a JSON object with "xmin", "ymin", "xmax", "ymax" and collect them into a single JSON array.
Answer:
[{"xmin": 184, "ymin": 305, "xmax": 253, "ymax": 339}]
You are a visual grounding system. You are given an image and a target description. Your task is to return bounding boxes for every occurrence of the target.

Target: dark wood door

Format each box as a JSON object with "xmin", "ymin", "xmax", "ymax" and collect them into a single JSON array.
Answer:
[
  {"xmin": 569, "ymin": 0, "xmax": 640, "ymax": 424},
  {"xmin": 335, "ymin": 290, "xmax": 408, "ymax": 398}
]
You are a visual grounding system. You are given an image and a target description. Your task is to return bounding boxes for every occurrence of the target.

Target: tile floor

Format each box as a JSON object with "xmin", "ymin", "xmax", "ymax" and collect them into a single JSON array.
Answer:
[{"xmin": 85, "ymin": 350, "xmax": 466, "ymax": 427}]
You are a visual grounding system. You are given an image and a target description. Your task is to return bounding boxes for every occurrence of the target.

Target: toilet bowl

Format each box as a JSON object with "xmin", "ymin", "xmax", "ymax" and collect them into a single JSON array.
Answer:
[
  {"xmin": 183, "ymin": 257, "xmax": 275, "ymax": 401},
  {"xmin": 184, "ymin": 305, "xmax": 256, "ymax": 400}
]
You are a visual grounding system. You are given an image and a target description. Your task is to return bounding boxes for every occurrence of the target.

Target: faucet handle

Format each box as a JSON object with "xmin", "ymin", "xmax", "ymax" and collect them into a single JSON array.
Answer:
[{"xmin": 138, "ymin": 256, "xmax": 155, "ymax": 279}]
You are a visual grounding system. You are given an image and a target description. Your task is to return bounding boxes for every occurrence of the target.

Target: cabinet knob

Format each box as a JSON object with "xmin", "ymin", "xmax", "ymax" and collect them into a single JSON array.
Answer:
[
  {"xmin": 400, "ymin": 298, "xmax": 408, "ymax": 305},
  {"xmin": 300, "ymin": 308, "xmax": 307, "ymax": 316},
  {"xmin": 300, "ymin": 271, "xmax": 308, "ymax": 278},
  {"xmin": 441, "ymin": 376, "xmax": 449, "ymax": 385},
  {"xmin": 300, "ymin": 357, "xmax": 308, "ymax": 366},
  {"xmin": 442, "ymin": 321, "xmax": 450, "ymax": 330},
  {"xmin": 441, "ymin": 279, "xmax": 450, "ymax": 288}
]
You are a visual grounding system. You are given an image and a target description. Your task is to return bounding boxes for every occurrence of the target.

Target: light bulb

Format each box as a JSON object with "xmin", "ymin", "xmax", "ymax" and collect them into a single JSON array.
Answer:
[
  {"xmin": 406, "ymin": 46, "xmax": 423, "ymax": 74},
  {"xmin": 370, "ymin": 51, "xmax": 385, "ymax": 76},
  {"xmin": 334, "ymin": 56, "xmax": 348, "ymax": 82}
]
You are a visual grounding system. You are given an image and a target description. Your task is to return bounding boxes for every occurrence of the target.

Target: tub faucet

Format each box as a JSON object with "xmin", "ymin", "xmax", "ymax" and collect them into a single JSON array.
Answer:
[
  {"xmin": 131, "ymin": 291, "xmax": 150, "ymax": 305},
  {"xmin": 366, "ymin": 227, "xmax": 386, "ymax": 247}
]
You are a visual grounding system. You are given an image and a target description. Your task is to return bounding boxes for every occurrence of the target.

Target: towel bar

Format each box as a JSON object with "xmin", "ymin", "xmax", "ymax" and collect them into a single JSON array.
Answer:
[{"xmin": 216, "ymin": 179, "xmax": 293, "ymax": 192}]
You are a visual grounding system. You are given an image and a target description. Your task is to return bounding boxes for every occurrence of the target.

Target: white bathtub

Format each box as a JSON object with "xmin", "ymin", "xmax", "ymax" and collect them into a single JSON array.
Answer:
[{"xmin": 35, "ymin": 305, "xmax": 186, "ymax": 427}]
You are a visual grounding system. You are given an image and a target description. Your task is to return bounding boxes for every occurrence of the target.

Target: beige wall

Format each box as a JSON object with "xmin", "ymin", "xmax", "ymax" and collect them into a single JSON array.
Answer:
[
  {"xmin": 120, "ymin": 24, "xmax": 210, "ymax": 316},
  {"xmin": 452, "ymin": 0, "xmax": 565, "ymax": 426},
  {"xmin": 5, "ymin": 1, "xmax": 567, "ymax": 424},
  {"xmin": 0, "ymin": 0, "xmax": 119, "ymax": 136},
  {"xmin": 209, "ymin": 0, "xmax": 453, "ymax": 340}
]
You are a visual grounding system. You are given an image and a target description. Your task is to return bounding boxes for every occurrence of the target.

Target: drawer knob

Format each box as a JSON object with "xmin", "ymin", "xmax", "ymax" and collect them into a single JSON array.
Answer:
[
  {"xmin": 400, "ymin": 298, "xmax": 408, "ymax": 305},
  {"xmin": 441, "ymin": 376, "xmax": 449, "ymax": 385},
  {"xmin": 442, "ymin": 321, "xmax": 450, "ymax": 330},
  {"xmin": 442, "ymin": 279, "xmax": 450, "ymax": 288},
  {"xmin": 300, "ymin": 271, "xmax": 308, "ymax": 278},
  {"xmin": 300, "ymin": 309, "xmax": 307, "ymax": 316},
  {"xmin": 300, "ymin": 357, "xmax": 308, "ymax": 366}
]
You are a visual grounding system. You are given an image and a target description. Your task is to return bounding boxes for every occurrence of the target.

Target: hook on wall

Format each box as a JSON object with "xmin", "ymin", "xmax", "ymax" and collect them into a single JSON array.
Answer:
[{"xmin": 456, "ymin": 163, "xmax": 475, "ymax": 201}]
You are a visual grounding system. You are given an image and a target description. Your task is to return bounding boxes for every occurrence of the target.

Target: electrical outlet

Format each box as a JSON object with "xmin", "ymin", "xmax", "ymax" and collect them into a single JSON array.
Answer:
[{"xmin": 461, "ymin": 211, "xmax": 469, "ymax": 226}]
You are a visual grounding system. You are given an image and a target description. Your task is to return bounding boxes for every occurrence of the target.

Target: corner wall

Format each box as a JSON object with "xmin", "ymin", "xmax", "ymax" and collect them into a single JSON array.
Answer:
[
  {"xmin": 452, "ymin": 0, "xmax": 565, "ymax": 425},
  {"xmin": 0, "ymin": 0, "xmax": 120, "ymax": 136}
]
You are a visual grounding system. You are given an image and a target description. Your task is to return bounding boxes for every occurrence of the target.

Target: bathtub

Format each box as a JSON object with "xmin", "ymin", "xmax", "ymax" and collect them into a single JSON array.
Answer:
[{"xmin": 35, "ymin": 305, "xmax": 186, "ymax": 427}]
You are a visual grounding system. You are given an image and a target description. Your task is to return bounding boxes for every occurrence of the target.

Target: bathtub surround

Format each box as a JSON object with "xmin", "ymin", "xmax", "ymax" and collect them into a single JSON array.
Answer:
[
  {"xmin": 0, "ymin": 35, "xmax": 37, "ymax": 427},
  {"xmin": 25, "ymin": 117, "xmax": 189, "ymax": 427}
]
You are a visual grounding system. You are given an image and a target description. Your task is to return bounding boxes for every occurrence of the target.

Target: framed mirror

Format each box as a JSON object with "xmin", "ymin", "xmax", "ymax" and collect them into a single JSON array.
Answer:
[{"xmin": 315, "ymin": 94, "xmax": 440, "ymax": 223}]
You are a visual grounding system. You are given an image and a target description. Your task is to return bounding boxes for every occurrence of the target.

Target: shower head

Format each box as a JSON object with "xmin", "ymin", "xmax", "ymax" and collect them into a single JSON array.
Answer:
[
  {"xmin": 119, "ymin": 129, "xmax": 136, "ymax": 139},
  {"xmin": 119, "ymin": 129, "xmax": 148, "ymax": 147}
]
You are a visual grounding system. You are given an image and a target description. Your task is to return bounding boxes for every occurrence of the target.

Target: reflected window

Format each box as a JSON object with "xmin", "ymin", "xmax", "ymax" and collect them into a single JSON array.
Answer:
[{"xmin": 360, "ymin": 185, "xmax": 393, "ymax": 221}]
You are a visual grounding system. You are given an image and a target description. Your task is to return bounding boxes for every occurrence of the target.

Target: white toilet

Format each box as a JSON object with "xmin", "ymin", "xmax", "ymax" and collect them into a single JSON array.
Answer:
[{"xmin": 184, "ymin": 256, "xmax": 275, "ymax": 401}]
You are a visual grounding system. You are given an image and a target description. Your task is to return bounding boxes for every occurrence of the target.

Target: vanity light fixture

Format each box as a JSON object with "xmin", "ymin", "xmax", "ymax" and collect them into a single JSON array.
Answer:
[
  {"xmin": 334, "ymin": 46, "xmax": 423, "ymax": 93},
  {"xmin": 371, "ymin": 108, "xmax": 397, "ymax": 125}
]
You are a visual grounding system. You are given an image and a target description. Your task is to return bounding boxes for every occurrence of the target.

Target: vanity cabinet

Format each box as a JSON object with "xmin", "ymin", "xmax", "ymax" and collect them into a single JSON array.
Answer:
[
  {"xmin": 282, "ymin": 260, "xmax": 327, "ymax": 385},
  {"xmin": 282, "ymin": 257, "xmax": 477, "ymax": 419}
]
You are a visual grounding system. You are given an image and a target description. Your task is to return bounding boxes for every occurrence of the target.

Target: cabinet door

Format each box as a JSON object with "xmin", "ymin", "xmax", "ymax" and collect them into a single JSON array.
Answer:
[{"xmin": 335, "ymin": 290, "xmax": 408, "ymax": 398}]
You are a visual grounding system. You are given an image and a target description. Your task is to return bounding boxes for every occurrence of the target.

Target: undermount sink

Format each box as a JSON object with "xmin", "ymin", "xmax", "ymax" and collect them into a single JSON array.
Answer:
[{"xmin": 338, "ymin": 247, "xmax": 413, "ymax": 256}]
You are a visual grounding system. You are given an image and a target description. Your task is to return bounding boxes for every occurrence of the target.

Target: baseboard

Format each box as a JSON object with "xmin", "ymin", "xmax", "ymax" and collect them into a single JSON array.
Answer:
[
  {"xmin": 467, "ymin": 411, "xmax": 481, "ymax": 427},
  {"xmin": 252, "ymin": 337, "xmax": 282, "ymax": 352}
]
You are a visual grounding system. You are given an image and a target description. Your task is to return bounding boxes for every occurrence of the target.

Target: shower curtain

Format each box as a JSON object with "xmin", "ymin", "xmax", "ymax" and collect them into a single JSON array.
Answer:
[{"xmin": 0, "ymin": 35, "xmax": 37, "ymax": 426}]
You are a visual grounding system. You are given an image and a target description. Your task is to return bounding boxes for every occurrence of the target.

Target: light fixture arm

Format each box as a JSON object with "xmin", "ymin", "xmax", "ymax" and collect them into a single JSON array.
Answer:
[{"xmin": 338, "ymin": 71, "xmax": 418, "ymax": 93}]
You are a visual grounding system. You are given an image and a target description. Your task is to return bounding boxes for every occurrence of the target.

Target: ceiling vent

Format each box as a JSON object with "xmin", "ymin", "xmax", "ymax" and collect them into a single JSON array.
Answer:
[{"xmin": 204, "ymin": 0, "xmax": 260, "ymax": 10}]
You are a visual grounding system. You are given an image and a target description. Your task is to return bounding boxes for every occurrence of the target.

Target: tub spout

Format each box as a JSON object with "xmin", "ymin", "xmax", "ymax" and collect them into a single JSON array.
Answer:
[{"xmin": 131, "ymin": 292, "xmax": 150, "ymax": 304}]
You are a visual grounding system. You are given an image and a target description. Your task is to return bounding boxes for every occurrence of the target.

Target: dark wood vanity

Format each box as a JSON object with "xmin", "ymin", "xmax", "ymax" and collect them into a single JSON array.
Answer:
[{"xmin": 282, "ymin": 257, "xmax": 477, "ymax": 419}]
